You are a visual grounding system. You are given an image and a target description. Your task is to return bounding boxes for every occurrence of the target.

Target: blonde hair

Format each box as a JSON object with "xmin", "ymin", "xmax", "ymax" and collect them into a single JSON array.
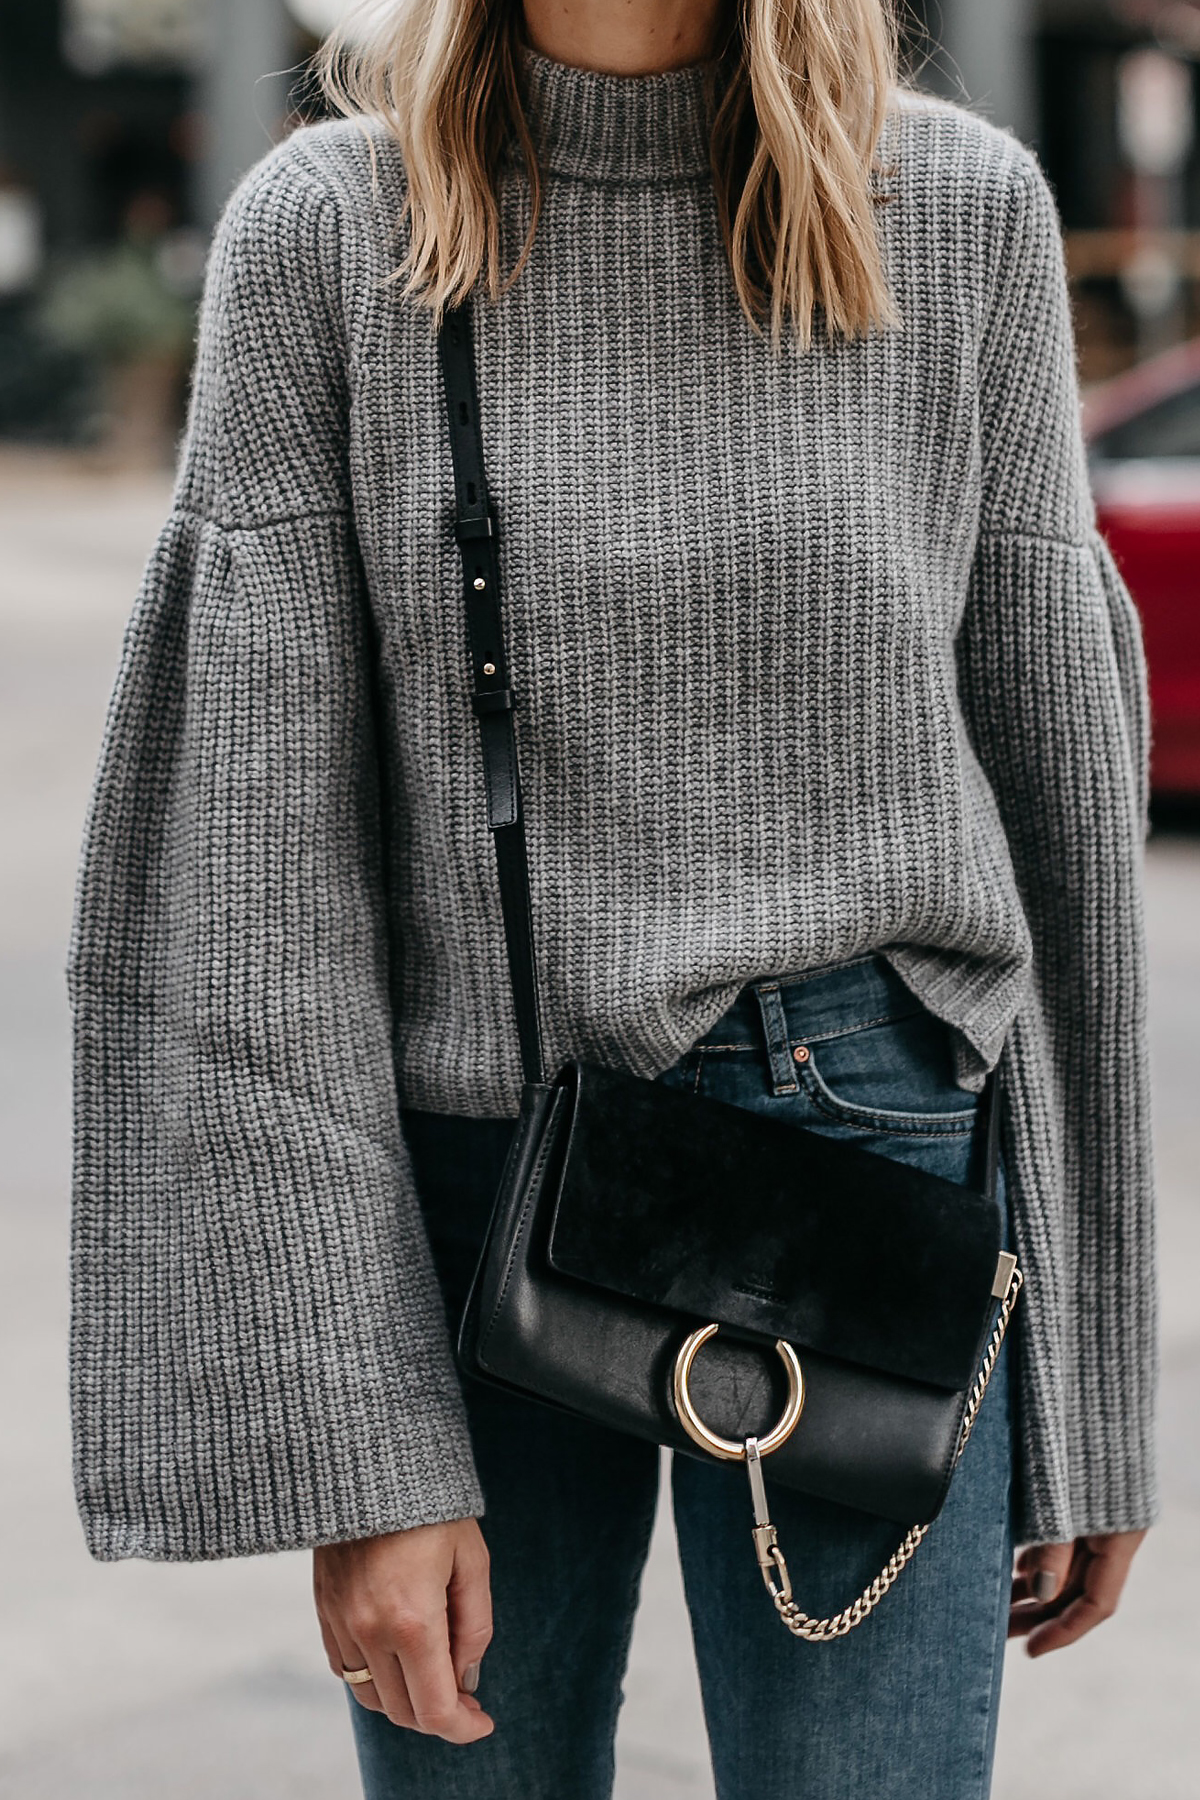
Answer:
[{"xmin": 317, "ymin": 0, "xmax": 901, "ymax": 347}]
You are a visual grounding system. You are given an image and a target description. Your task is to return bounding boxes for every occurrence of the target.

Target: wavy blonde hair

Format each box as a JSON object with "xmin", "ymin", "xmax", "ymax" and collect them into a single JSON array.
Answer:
[{"xmin": 318, "ymin": 0, "xmax": 901, "ymax": 347}]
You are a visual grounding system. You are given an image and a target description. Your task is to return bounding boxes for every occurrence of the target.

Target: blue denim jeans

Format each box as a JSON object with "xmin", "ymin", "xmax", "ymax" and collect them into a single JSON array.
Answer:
[{"xmin": 348, "ymin": 953, "xmax": 1014, "ymax": 1800}]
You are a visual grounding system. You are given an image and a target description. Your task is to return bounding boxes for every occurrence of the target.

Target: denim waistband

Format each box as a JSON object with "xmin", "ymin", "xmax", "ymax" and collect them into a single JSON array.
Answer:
[{"xmin": 694, "ymin": 954, "xmax": 928, "ymax": 1095}]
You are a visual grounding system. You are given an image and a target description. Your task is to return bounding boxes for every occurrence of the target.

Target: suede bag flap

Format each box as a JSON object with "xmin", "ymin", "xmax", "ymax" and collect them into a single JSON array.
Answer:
[{"xmin": 545, "ymin": 1060, "xmax": 1002, "ymax": 1392}]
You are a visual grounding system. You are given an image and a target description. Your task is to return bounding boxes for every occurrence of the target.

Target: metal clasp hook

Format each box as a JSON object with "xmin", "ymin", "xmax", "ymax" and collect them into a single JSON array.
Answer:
[{"xmin": 746, "ymin": 1436, "xmax": 795, "ymax": 1603}]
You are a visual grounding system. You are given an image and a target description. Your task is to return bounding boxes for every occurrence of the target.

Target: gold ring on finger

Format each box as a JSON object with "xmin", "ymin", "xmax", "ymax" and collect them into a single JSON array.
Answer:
[{"xmin": 342, "ymin": 1665, "xmax": 374, "ymax": 1686}]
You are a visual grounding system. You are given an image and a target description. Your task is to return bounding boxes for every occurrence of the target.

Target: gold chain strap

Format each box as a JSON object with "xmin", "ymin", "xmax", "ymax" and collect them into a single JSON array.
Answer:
[{"xmin": 750, "ymin": 1264, "xmax": 1024, "ymax": 1642}]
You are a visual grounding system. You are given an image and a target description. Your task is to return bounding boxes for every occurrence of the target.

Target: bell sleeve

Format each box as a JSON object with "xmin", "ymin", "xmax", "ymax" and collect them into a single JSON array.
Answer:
[
  {"xmin": 65, "ymin": 134, "xmax": 484, "ymax": 1560},
  {"xmin": 955, "ymin": 145, "xmax": 1158, "ymax": 1541}
]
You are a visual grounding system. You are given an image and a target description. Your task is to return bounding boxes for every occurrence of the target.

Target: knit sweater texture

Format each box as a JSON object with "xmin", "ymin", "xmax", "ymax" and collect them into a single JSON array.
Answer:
[{"xmin": 67, "ymin": 43, "xmax": 1157, "ymax": 1560}]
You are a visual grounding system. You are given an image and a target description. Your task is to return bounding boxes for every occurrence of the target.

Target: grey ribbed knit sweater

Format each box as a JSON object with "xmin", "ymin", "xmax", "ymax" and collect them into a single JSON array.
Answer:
[{"xmin": 67, "ymin": 43, "xmax": 1157, "ymax": 1561}]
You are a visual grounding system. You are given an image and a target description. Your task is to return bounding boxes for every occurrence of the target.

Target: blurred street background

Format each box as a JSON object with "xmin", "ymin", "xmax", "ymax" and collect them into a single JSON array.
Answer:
[{"xmin": 1, "ymin": 2, "xmax": 1198, "ymax": 1795}]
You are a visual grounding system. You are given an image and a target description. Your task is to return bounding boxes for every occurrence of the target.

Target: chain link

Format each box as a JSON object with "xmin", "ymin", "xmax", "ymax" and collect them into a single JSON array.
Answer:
[{"xmin": 761, "ymin": 1264, "xmax": 1024, "ymax": 1642}]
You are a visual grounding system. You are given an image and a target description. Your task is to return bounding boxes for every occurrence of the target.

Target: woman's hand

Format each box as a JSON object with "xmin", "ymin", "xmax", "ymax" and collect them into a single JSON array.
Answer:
[
  {"xmin": 313, "ymin": 1518, "xmax": 494, "ymax": 1743},
  {"xmin": 1008, "ymin": 1529, "xmax": 1148, "ymax": 1656}
]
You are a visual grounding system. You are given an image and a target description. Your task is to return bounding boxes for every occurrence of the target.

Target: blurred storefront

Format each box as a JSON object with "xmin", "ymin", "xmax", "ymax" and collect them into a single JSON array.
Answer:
[
  {"xmin": 0, "ymin": 0, "xmax": 1199, "ymax": 446},
  {"xmin": 1036, "ymin": 3, "xmax": 1200, "ymax": 378},
  {"xmin": 907, "ymin": 0, "xmax": 1200, "ymax": 378},
  {"xmin": 0, "ymin": 0, "xmax": 313, "ymax": 449}
]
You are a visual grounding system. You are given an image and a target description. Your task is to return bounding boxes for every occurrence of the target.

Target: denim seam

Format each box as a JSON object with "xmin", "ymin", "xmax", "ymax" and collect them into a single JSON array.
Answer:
[
  {"xmin": 788, "ymin": 1006, "xmax": 922, "ymax": 1047},
  {"xmin": 697, "ymin": 1009, "xmax": 918, "ymax": 1051},
  {"xmin": 799, "ymin": 1064, "xmax": 978, "ymax": 1137},
  {"xmin": 594, "ymin": 1462, "xmax": 663, "ymax": 1774},
  {"xmin": 969, "ymin": 1344, "xmax": 1015, "ymax": 1800}
]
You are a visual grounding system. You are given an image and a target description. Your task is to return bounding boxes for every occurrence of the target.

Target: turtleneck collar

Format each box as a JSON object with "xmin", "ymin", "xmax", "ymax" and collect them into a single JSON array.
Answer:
[{"xmin": 510, "ymin": 40, "xmax": 719, "ymax": 185}]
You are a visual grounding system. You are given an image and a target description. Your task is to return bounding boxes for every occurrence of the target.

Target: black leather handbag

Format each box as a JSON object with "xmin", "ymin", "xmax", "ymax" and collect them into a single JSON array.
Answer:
[{"xmin": 436, "ymin": 299, "xmax": 1023, "ymax": 1640}]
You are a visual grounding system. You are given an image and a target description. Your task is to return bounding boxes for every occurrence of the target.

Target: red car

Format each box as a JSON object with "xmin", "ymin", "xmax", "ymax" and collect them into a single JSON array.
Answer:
[{"xmin": 1084, "ymin": 339, "xmax": 1200, "ymax": 797}]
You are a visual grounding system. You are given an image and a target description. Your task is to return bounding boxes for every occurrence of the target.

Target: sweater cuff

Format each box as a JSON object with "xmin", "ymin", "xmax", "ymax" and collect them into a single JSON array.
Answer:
[
  {"xmin": 76, "ymin": 1426, "xmax": 484, "ymax": 1564},
  {"xmin": 69, "ymin": 979, "xmax": 485, "ymax": 1563}
]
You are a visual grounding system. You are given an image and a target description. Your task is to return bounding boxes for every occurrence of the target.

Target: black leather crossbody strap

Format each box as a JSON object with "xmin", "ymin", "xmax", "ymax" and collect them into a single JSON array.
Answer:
[{"xmin": 437, "ymin": 298, "xmax": 546, "ymax": 1086}]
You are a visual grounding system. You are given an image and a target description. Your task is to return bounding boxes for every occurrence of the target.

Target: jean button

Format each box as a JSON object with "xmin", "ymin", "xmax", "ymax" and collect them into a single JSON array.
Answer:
[{"xmin": 792, "ymin": 1045, "xmax": 810, "ymax": 1064}]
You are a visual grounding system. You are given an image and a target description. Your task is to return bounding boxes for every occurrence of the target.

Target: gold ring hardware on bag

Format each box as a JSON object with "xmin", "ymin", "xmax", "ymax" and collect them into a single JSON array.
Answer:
[{"xmin": 672, "ymin": 1322, "xmax": 805, "ymax": 1460}]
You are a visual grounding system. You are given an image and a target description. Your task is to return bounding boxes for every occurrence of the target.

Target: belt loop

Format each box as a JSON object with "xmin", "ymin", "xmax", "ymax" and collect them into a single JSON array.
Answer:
[{"xmin": 753, "ymin": 981, "xmax": 799, "ymax": 1095}]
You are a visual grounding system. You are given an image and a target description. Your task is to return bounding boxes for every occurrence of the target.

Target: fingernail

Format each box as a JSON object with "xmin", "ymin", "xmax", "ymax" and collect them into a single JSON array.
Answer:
[
  {"xmin": 1034, "ymin": 1570, "xmax": 1059, "ymax": 1601},
  {"xmin": 462, "ymin": 1662, "xmax": 481, "ymax": 1694}
]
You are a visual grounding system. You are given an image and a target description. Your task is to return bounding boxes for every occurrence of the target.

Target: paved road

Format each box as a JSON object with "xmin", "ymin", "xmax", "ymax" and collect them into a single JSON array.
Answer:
[{"xmin": 1, "ymin": 456, "xmax": 1195, "ymax": 1797}]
